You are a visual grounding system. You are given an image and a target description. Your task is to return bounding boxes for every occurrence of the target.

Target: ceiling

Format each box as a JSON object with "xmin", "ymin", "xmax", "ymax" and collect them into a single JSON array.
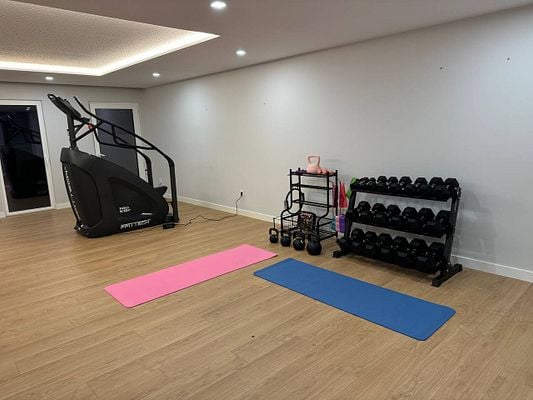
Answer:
[{"xmin": 1, "ymin": 0, "xmax": 532, "ymax": 88}]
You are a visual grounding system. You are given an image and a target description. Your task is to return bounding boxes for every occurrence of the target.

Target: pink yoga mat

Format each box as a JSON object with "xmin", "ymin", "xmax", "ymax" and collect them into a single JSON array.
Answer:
[{"xmin": 105, "ymin": 244, "xmax": 277, "ymax": 307}]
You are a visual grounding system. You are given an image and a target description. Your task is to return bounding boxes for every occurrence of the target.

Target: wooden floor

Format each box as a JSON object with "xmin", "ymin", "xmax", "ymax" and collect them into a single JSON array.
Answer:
[{"xmin": 0, "ymin": 204, "xmax": 532, "ymax": 400}]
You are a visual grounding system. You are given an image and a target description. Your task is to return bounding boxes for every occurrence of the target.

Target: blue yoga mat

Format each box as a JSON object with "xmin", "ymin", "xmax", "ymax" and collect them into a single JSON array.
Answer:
[{"xmin": 254, "ymin": 259, "xmax": 455, "ymax": 340}]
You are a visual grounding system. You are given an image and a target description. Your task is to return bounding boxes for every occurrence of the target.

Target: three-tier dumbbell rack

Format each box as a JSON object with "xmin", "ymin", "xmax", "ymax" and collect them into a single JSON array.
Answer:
[{"xmin": 333, "ymin": 177, "xmax": 462, "ymax": 287}]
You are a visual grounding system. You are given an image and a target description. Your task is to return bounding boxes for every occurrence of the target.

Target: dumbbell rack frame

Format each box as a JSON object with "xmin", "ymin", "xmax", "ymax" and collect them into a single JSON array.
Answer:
[
  {"xmin": 333, "ymin": 182, "xmax": 462, "ymax": 287},
  {"xmin": 274, "ymin": 169, "xmax": 339, "ymax": 243}
]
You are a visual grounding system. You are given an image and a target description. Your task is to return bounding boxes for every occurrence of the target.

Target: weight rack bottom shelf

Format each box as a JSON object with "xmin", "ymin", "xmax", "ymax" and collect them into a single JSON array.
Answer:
[{"xmin": 332, "ymin": 242, "xmax": 462, "ymax": 287}]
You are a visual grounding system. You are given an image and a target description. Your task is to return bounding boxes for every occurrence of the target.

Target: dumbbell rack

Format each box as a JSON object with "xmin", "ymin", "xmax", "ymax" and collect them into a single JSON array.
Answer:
[
  {"xmin": 333, "ymin": 179, "xmax": 462, "ymax": 287},
  {"xmin": 275, "ymin": 168, "xmax": 339, "ymax": 243}
]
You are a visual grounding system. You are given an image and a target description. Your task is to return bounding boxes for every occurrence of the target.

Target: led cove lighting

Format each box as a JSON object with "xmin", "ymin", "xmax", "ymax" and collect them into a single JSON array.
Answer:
[
  {"xmin": 236, "ymin": 49, "xmax": 246, "ymax": 56},
  {"xmin": 210, "ymin": 1, "xmax": 227, "ymax": 10},
  {"xmin": 0, "ymin": 1, "xmax": 219, "ymax": 76},
  {"xmin": 152, "ymin": 72, "xmax": 161, "ymax": 77},
  {"xmin": 45, "ymin": 76, "xmax": 54, "ymax": 81}
]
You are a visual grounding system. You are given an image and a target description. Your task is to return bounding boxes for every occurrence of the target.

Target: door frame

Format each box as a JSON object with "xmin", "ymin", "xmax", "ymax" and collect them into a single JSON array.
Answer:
[
  {"xmin": 89, "ymin": 102, "xmax": 148, "ymax": 181},
  {"xmin": 0, "ymin": 100, "xmax": 56, "ymax": 216}
]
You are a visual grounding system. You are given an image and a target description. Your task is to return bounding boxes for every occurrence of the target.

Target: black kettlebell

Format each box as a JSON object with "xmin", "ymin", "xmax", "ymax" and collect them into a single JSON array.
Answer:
[
  {"xmin": 280, "ymin": 230, "xmax": 291, "ymax": 247},
  {"xmin": 306, "ymin": 233, "xmax": 322, "ymax": 256},
  {"xmin": 269, "ymin": 228, "xmax": 279, "ymax": 244},
  {"xmin": 292, "ymin": 231, "xmax": 306, "ymax": 251}
]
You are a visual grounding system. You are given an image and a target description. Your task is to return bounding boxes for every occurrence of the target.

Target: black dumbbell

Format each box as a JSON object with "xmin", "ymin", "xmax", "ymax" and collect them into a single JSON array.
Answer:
[
  {"xmin": 337, "ymin": 236, "xmax": 350, "ymax": 252},
  {"xmin": 399, "ymin": 176, "xmax": 412, "ymax": 189},
  {"xmin": 406, "ymin": 207, "xmax": 435, "ymax": 234},
  {"xmin": 356, "ymin": 201, "xmax": 374, "ymax": 224},
  {"xmin": 394, "ymin": 236, "xmax": 413, "ymax": 267},
  {"xmin": 415, "ymin": 242, "xmax": 445, "ymax": 273},
  {"xmin": 364, "ymin": 177, "xmax": 377, "ymax": 191},
  {"xmin": 350, "ymin": 228, "xmax": 365, "ymax": 254},
  {"xmin": 388, "ymin": 176, "xmax": 400, "ymax": 193},
  {"xmin": 423, "ymin": 210, "xmax": 450, "ymax": 236},
  {"xmin": 410, "ymin": 238, "xmax": 429, "ymax": 256},
  {"xmin": 413, "ymin": 177, "xmax": 428, "ymax": 196},
  {"xmin": 362, "ymin": 231, "xmax": 378, "ymax": 257},
  {"xmin": 375, "ymin": 176, "xmax": 388, "ymax": 192},
  {"xmin": 445, "ymin": 178, "xmax": 460, "ymax": 198},
  {"xmin": 373, "ymin": 203, "xmax": 388, "ymax": 227},
  {"xmin": 377, "ymin": 233, "xmax": 394, "ymax": 262},
  {"xmin": 389, "ymin": 206, "xmax": 410, "ymax": 230},
  {"xmin": 352, "ymin": 177, "xmax": 368, "ymax": 190},
  {"xmin": 401, "ymin": 207, "xmax": 418, "ymax": 231},
  {"xmin": 427, "ymin": 177, "xmax": 444, "ymax": 198}
]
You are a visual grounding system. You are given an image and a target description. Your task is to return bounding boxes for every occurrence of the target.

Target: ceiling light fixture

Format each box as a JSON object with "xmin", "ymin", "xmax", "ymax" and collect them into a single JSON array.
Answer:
[
  {"xmin": 152, "ymin": 72, "xmax": 161, "ymax": 78},
  {"xmin": 236, "ymin": 49, "xmax": 247, "ymax": 56},
  {"xmin": 45, "ymin": 76, "xmax": 54, "ymax": 81},
  {"xmin": 210, "ymin": 1, "xmax": 227, "ymax": 10}
]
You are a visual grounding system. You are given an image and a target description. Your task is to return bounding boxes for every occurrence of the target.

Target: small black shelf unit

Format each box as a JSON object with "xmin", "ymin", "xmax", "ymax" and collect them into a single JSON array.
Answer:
[
  {"xmin": 275, "ymin": 168, "xmax": 339, "ymax": 242},
  {"xmin": 333, "ymin": 178, "xmax": 462, "ymax": 287}
]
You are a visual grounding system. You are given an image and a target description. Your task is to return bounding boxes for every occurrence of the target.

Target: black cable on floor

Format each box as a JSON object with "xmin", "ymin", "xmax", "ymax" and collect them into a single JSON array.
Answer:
[{"xmin": 177, "ymin": 194, "xmax": 243, "ymax": 227}]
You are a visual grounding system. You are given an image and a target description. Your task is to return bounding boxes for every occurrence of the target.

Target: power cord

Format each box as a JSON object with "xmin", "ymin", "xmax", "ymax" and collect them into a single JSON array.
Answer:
[{"xmin": 176, "ymin": 193, "xmax": 243, "ymax": 227}]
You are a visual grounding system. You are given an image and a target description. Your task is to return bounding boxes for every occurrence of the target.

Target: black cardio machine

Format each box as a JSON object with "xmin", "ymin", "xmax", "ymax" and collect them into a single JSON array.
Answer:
[{"xmin": 48, "ymin": 94, "xmax": 179, "ymax": 237}]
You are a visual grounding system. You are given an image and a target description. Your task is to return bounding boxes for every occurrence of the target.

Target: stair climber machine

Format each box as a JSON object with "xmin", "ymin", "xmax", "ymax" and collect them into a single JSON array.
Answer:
[{"xmin": 48, "ymin": 94, "xmax": 179, "ymax": 237}]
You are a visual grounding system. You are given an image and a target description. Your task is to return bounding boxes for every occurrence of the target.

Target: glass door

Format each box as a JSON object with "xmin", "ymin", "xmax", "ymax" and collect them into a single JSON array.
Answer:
[{"xmin": 0, "ymin": 102, "xmax": 54, "ymax": 214}]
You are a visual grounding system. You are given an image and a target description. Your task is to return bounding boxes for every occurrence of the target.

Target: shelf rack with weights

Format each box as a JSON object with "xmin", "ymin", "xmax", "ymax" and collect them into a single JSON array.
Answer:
[
  {"xmin": 333, "ymin": 176, "xmax": 462, "ymax": 287},
  {"xmin": 273, "ymin": 168, "xmax": 339, "ymax": 246}
]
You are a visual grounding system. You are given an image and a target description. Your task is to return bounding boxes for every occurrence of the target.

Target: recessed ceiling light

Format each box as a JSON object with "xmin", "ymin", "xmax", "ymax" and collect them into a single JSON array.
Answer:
[
  {"xmin": 236, "ymin": 49, "xmax": 246, "ymax": 56},
  {"xmin": 152, "ymin": 72, "xmax": 161, "ymax": 78},
  {"xmin": 210, "ymin": 1, "xmax": 227, "ymax": 10},
  {"xmin": 45, "ymin": 76, "xmax": 54, "ymax": 81}
]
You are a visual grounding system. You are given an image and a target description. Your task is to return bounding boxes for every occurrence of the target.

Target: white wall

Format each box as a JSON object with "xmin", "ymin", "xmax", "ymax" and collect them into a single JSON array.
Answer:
[
  {"xmin": 140, "ymin": 6, "xmax": 533, "ymax": 280},
  {"xmin": 0, "ymin": 83, "xmax": 142, "ymax": 215}
]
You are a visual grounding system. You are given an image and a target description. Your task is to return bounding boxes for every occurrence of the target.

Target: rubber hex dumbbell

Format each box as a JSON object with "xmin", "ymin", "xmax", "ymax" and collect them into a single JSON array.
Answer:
[
  {"xmin": 356, "ymin": 201, "xmax": 373, "ymax": 224},
  {"xmin": 362, "ymin": 231, "xmax": 378, "ymax": 258},
  {"xmin": 408, "ymin": 207, "xmax": 435, "ymax": 234},
  {"xmin": 389, "ymin": 206, "xmax": 410, "ymax": 230},
  {"xmin": 350, "ymin": 228, "xmax": 365, "ymax": 254},
  {"xmin": 445, "ymin": 178, "xmax": 460, "ymax": 198},
  {"xmin": 415, "ymin": 242, "xmax": 445, "ymax": 273},
  {"xmin": 423, "ymin": 210, "xmax": 450, "ymax": 237},
  {"xmin": 375, "ymin": 176, "xmax": 388, "ymax": 193},
  {"xmin": 364, "ymin": 177, "xmax": 377, "ymax": 191},
  {"xmin": 373, "ymin": 203, "xmax": 390, "ymax": 227},
  {"xmin": 377, "ymin": 233, "xmax": 394, "ymax": 262},
  {"xmin": 404, "ymin": 208, "xmax": 421, "ymax": 233},
  {"xmin": 394, "ymin": 236, "xmax": 413, "ymax": 267},
  {"xmin": 399, "ymin": 176, "xmax": 412, "ymax": 192},
  {"xmin": 371, "ymin": 203, "xmax": 386, "ymax": 226},
  {"xmin": 382, "ymin": 205, "xmax": 401, "ymax": 229},
  {"xmin": 352, "ymin": 177, "xmax": 368, "ymax": 190},
  {"xmin": 428, "ymin": 177, "xmax": 444, "ymax": 198},
  {"xmin": 387, "ymin": 176, "xmax": 400, "ymax": 193}
]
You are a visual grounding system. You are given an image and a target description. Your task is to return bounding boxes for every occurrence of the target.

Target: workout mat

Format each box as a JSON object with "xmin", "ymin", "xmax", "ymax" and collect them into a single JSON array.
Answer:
[
  {"xmin": 254, "ymin": 259, "xmax": 455, "ymax": 341},
  {"xmin": 106, "ymin": 244, "xmax": 277, "ymax": 307}
]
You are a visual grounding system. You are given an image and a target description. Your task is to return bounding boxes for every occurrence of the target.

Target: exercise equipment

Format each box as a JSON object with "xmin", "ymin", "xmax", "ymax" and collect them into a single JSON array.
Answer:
[
  {"xmin": 423, "ymin": 210, "xmax": 450, "ymax": 237},
  {"xmin": 48, "ymin": 94, "xmax": 178, "ymax": 237},
  {"xmin": 334, "ymin": 175, "xmax": 463, "ymax": 286},
  {"xmin": 107, "ymin": 244, "xmax": 276, "ymax": 308},
  {"xmin": 306, "ymin": 155, "xmax": 333, "ymax": 174},
  {"xmin": 254, "ymin": 259, "xmax": 456, "ymax": 341},
  {"xmin": 292, "ymin": 230, "xmax": 306, "ymax": 251},
  {"xmin": 306, "ymin": 233, "xmax": 322, "ymax": 256},
  {"xmin": 280, "ymin": 230, "xmax": 292, "ymax": 247},
  {"xmin": 269, "ymin": 227, "xmax": 279, "ymax": 244}
]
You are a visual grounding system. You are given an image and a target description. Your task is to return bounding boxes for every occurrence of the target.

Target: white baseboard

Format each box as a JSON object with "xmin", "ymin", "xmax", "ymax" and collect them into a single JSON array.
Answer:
[
  {"xmin": 453, "ymin": 255, "xmax": 533, "ymax": 283},
  {"xmin": 0, "ymin": 211, "xmax": 5, "ymax": 218},
  {"xmin": 175, "ymin": 195, "xmax": 533, "ymax": 283},
  {"xmin": 177, "ymin": 195, "xmax": 273, "ymax": 222},
  {"xmin": 55, "ymin": 202, "xmax": 71, "ymax": 210}
]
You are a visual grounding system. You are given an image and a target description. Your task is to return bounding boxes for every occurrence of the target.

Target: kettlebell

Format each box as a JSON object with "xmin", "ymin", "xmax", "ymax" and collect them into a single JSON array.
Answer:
[
  {"xmin": 306, "ymin": 233, "xmax": 322, "ymax": 256},
  {"xmin": 269, "ymin": 228, "xmax": 279, "ymax": 244},
  {"xmin": 292, "ymin": 231, "xmax": 306, "ymax": 251},
  {"xmin": 280, "ymin": 230, "xmax": 292, "ymax": 247}
]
